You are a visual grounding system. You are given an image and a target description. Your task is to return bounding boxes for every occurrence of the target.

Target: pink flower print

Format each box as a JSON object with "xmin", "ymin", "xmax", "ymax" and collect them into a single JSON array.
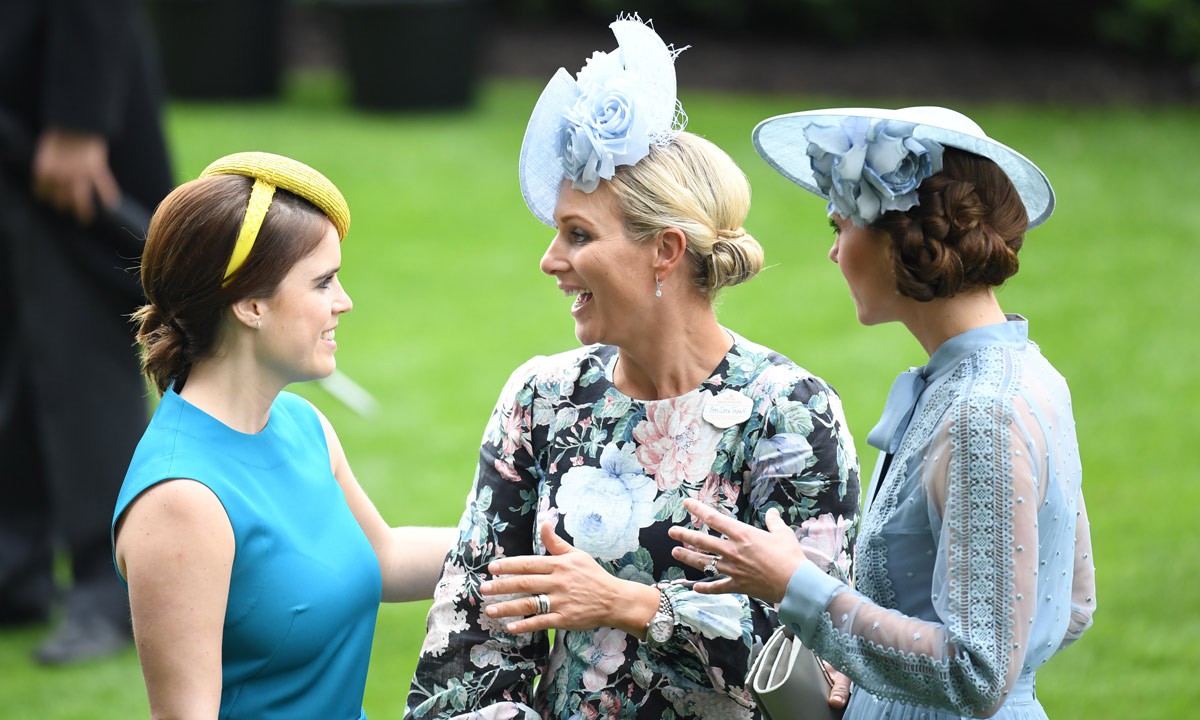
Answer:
[
  {"xmin": 696, "ymin": 473, "xmax": 741, "ymax": 515},
  {"xmin": 798, "ymin": 513, "xmax": 853, "ymax": 575},
  {"xmin": 634, "ymin": 391, "xmax": 720, "ymax": 491},
  {"xmin": 598, "ymin": 690, "xmax": 623, "ymax": 718},
  {"xmin": 500, "ymin": 406, "xmax": 531, "ymax": 458},
  {"xmin": 493, "ymin": 459, "xmax": 521, "ymax": 483},
  {"xmin": 581, "ymin": 627, "xmax": 628, "ymax": 691},
  {"xmin": 570, "ymin": 455, "xmax": 584, "ymax": 466}
]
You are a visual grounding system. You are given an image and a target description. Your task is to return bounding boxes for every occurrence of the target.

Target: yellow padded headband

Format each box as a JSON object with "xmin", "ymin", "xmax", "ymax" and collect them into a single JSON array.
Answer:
[{"xmin": 199, "ymin": 152, "xmax": 351, "ymax": 284}]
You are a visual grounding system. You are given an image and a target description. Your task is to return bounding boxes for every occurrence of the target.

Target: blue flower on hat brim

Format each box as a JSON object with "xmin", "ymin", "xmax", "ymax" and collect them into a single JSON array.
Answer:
[
  {"xmin": 518, "ymin": 17, "xmax": 685, "ymax": 227},
  {"xmin": 752, "ymin": 106, "xmax": 1055, "ymax": 230}
]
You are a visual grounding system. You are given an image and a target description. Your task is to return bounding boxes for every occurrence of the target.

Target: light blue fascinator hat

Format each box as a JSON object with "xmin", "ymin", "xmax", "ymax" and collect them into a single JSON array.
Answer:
[
  {"xmin": 518, "ymin": 15, "xmax": 688, "ymax": 227},
  {"xmin": 752, "ymin": 106, "xmax": 1055, "ymax": 229}
]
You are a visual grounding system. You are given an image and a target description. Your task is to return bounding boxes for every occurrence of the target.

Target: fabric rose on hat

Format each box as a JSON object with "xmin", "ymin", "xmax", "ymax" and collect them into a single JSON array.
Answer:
[
  {"xmin": 559, "ymin": 48, "xmax": 656, "ymax": 192},
  {"xmin": 807, "ymin": 117, "xmax": 944, "ymax": 226}
]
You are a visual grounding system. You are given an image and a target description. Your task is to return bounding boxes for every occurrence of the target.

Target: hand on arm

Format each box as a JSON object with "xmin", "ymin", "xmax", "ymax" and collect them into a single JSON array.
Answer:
[
  {"xmin": 31, "ymin": 128, "xmax": 119, "ymax": 224},
  {"xmin": 481, "ymin": 522, "xmax": 660, "ymax": 637},
  {"xmin": 115, "ymin": 480, "xmax": 232, "ymax": 720}
]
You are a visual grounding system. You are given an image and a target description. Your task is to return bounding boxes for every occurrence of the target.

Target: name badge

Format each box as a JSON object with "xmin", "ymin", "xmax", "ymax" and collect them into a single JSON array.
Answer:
[{"xmin": 703, "ymin": 389, "xmax": 753, "ymax": 429}]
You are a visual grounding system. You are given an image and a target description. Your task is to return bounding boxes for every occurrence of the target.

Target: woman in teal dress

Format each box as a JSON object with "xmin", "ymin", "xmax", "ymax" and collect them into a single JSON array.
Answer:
[
  {"xmin": 112, "ymin": 152, "xmax": 454, "ymax": 719},
  {"xmin": 671, "ymin": 107, "xmax": 1097, "ymax": 719},
  {"xmin": 404, "ymin": 17, "xmax": 860, "ymax": 720}
]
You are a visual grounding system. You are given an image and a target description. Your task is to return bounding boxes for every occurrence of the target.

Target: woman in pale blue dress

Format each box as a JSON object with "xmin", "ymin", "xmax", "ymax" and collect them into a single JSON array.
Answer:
[{"xmin": 670, "ymin": 107, "xmax": 1096, "ymax": 719}]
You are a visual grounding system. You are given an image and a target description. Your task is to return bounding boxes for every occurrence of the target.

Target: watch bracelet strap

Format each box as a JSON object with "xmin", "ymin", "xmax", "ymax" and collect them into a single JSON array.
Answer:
[
  {"xmin": 644, "ymin": 581, "xmax": 680, "ymax": 642},
  {"xmin": 656, "ymin": 583, "xmax": 675, "ymax": 618}
]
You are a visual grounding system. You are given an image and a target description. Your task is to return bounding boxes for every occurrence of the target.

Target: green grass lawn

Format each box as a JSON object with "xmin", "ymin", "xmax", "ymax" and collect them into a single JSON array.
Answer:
[{"xmin": 1, "ymin": 72, "xmax": 1196, "ymax": 718}]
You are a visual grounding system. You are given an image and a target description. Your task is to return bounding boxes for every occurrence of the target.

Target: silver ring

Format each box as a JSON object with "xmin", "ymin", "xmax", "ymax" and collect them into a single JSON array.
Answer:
[
  {"xmin": 703, "ymin": 556, "xmax": 720, "ymax": 577},
  {"xmin": 533, "ymin": 593, "xmax": 551, "ymax": 615}
]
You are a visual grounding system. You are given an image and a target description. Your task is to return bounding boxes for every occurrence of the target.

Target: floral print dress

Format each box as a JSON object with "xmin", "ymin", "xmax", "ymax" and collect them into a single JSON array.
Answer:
[{"xmin": 405, "ymin": 332, "xmax": 860, "ymax": 720}]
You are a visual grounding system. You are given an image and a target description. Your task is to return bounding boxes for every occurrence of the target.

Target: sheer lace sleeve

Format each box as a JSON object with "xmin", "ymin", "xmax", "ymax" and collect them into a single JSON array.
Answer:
[
  {"xmin": 781, "ymin": 390, "xmax": 1043, "ymax": 717},
  {"xmin": 1061, "ymin": 489, "xmax": 1096, "ymax": 649}
]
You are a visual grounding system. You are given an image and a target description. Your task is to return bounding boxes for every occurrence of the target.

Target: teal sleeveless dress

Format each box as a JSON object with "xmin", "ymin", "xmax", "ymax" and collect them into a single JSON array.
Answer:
[{"xmin": 112, "ymin": 387, "xmax": 382, "ymax": 719}]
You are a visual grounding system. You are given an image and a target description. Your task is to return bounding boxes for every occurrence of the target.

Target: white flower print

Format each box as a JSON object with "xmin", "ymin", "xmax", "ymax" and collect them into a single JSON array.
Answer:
[
  {"xmin": 422, "ymin": 562, "xmax": 471, "ymax": 657},
  {"xmin": 557, "ymin": 443, "xmax": 656, "ymax": 561}
]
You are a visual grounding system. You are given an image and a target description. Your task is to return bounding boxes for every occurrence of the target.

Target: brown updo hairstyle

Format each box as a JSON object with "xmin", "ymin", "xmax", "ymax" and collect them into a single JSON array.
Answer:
[
  {"xmin": 872, "ymin": 148, "xmax": 1028, "ymax": 302},
  {"xmin": 607, "ymin": 131, "xmax": 764, "ymax": 296},
  {"xmin": 132, "ymin": 175, "xmax": 330, "ymax": 394}
]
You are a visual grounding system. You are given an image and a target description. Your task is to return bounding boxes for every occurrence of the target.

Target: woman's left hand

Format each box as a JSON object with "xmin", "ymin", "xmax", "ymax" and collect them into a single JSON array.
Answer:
[
  {"xmin": 481, "ymin": 523, "xmax": 654, "ymax": 635},
  {"xmin": 668, "ymin": 499, "xmax": 808, "ymax": 604}
]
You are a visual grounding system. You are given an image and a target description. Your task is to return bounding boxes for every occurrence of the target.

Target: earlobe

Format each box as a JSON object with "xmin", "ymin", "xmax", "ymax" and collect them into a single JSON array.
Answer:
[{"xmin": 230, "ymin": 298, "xmax": 264, "ymax": 331}]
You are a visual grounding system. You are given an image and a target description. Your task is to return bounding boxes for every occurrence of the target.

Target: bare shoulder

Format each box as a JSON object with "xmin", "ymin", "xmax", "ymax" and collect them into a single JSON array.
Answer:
[
  {"xmin": 120, "ymin": 479, "xmax": 228, "ymax": 530},
  {"xmin": 115, "ymin": 480, "xmax": 233, "ymax": 579}
]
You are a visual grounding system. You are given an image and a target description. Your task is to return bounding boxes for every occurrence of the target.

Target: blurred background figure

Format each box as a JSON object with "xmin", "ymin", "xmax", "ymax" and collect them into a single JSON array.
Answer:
[{"xmin": 0, "ymin": 0, "xmax": 173, "ymax": 664}]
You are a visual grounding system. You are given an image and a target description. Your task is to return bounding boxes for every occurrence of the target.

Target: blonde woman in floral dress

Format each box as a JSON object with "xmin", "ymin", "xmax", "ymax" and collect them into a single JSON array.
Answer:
[{"xmin": 404, "ymin": 17, "xmax": 859, "ymax": 720}]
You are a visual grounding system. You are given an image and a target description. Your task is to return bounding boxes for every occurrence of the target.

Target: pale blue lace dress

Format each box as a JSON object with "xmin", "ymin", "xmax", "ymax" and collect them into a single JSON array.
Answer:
[{"xmin": 779, "ymin": 317, "xmax": 1096, "ymax": 719}]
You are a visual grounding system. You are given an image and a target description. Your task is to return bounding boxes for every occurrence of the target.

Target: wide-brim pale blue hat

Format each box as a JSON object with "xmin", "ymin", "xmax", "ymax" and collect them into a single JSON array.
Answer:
[
  {"xmin": 753, "ymin": 106, "xmax": 1055, "ymax": 229},
  {"xmin": 518, "ymin": 16, "xmax": 686, "ymax": 227}
]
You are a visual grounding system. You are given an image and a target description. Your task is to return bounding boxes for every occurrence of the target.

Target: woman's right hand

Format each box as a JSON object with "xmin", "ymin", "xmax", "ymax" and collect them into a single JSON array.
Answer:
[{"xmin": 667, "ymin": 499, "xmax": 806, "ymax": 604}]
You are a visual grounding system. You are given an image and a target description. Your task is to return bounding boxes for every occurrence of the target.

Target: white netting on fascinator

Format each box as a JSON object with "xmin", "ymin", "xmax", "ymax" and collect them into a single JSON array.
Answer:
[{"xmin": 519, "ymin": 14, "xmax": 688, "ymax": 227}]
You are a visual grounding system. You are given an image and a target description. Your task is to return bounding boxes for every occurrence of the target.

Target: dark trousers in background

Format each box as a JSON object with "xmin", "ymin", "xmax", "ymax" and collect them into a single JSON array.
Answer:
[{"xmin": 0, "ymin": 171, "xmax": 147, "ymax": 629}]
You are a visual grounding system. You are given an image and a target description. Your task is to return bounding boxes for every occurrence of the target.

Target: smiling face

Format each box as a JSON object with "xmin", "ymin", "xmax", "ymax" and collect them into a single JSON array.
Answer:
[
  {"xmin": 254, "ymin": 220, "xmax": 352, "ymax": 384},
  {"xmin": 540, "ymin": 181, "xmax": 657, "ymax": 347},
  {"xmin": 828, "ymin": 215, "xmax": 901, "ymax": 326}
]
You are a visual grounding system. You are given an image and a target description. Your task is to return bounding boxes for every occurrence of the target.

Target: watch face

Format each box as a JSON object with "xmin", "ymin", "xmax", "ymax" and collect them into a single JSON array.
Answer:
[{"xmin": 649, "ymin": 615, "xmax": 673, "ymax": 643}]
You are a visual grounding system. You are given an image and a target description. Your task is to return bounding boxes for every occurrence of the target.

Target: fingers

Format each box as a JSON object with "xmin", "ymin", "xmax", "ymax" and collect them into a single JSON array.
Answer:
[
  {"xmin": 681, "ymin": 498, "xmax": 740, "ymax": 536},
  {"xmin": 764, "ymin": 507, "xmax": 791, "ymax": 536},
  {"xmin": 485, "ymin": 593, "xmax": 549, "ymax": 621},
  {"xmin": 689, "ymin": 577, "xmax": 738, "ymax": 595},
  {"xmin": 93, "ymin": 166, "xmax": 120, "ymax": 209},
  {"xmin": 540, "ymin": 522, "xmax": 573, "ymax": 556},
  {"xmin": 827, "ymin": 664, "xmax": 852, "ymax": 708},
  {"xmin": 68, "ymin": 179, "xmax": 97, "ymax": 224},
  {"xmin": 483, "ymin": 594, "xmax": 561, "ymax": 634},
  {"xmin": 499, "ymin": 613, "xmax": 560, "ymax": 635},
  {"xmin": 669, "ymin": 545, "xmax": 712, "ymax": 573},
  {"xmin": 667, "ymin": 524, "xmax": 726, "ymax": 556},
  {"xmin": 487, "ymin": 554, "xmax": 555, "ymax": 578},
  {"xmin": 479, "ymin": 571, "xmax": 552, "ymax": 596}
]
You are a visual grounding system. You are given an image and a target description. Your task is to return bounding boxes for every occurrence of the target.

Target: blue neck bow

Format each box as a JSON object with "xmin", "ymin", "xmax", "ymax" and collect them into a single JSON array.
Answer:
[{"xmin": 866, "ymin": 367, "xmax": 927, "ymax": 455}]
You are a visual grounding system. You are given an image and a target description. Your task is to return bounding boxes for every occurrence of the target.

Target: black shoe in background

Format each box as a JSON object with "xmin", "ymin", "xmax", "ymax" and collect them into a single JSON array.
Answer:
[{"xmin": 31, "ymin": 612, "xmax": 132, "ymax": 666}]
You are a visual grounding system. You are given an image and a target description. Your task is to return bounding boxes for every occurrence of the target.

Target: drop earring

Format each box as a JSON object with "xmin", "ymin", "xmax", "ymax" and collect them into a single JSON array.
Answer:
[{"xmin": 655, "ymin": 274, "xmax": 663, "ymax": 298}]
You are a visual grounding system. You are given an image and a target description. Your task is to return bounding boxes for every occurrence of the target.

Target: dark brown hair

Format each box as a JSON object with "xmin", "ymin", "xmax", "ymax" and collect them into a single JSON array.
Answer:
[
  {"xmin": 872, "ymin": 148, "xmax": 1028, "ymax": 301},
  {"xmin": 133, "ymin": 174, "xmax": 329, "ymax": 393}
]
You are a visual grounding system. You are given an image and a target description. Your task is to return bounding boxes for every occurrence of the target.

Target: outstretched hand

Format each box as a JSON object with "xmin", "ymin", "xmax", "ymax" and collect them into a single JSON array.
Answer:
[
  {"xmin": 668, "ymin": 499, "xmax": 807, "ymax": 604},
  {"xmin": 480, "ymin": 522, "xmax": 656, "ymax": 635}
]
